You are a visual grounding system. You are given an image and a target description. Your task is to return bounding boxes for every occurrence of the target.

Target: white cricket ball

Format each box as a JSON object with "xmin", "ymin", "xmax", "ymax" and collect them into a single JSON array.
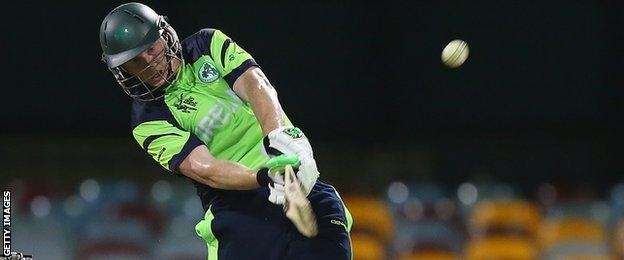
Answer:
[{"xmin": 441, "ymin": 39, "xmax": 469, "ymax": 68}]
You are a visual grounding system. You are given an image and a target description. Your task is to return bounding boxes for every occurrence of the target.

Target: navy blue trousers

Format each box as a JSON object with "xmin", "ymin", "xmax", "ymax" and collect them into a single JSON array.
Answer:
[{"xmin": 195, "ymin": 180, "xmax": 352, "ymax": 260}]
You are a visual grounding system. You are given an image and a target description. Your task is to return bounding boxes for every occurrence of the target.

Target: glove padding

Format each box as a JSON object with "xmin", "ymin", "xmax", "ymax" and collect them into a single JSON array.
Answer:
[
  {"xmin": 268, "ymin": 178, "xmax": 285, "ymax": 205},
  {"xmin": 265, "ymin": 126, "xmax": 319, "ymax": 196},
  {"xmin": 265, "ymin": 155, "xmax": 301, "ymax": 205}
]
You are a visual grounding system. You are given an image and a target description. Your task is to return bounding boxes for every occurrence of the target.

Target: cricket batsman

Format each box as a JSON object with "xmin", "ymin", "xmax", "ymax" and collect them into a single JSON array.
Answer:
[{"xmin": 99, "ymin": 2, "xmax": 352, "ymax": 259}]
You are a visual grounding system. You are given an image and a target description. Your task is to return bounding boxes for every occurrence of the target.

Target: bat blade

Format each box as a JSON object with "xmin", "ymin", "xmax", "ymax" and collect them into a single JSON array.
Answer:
[{"xmin": 284, "ymin": 165, "xmax": 318, "ymax": 238}]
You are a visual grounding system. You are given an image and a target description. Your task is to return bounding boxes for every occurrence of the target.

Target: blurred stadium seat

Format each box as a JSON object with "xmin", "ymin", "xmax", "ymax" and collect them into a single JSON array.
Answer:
[
  {"xmin": 393, "ymin": 219, "xmax": 464, "ymax": 254},
  {"xmin": 458, "ymin": 182, "xmax": 518, "ymax": 206},
  {"xmin": 549, "ymin": 256, "xmax": 612, "ymax": 260},
  {"xmin": 76, "ymin": 242, "xmax": 150, "ymax": 260},
  {"xmin": 78, "ymin": 218, "xmax": 152, "ymax": 250},
  {"xmin": 351, "ymin": 233, "xmax": 385, "ymax": 260},
  {"xmin": 544, "ymin": 201, "xmax": 611, "ymax": 223},
  {"xmin": 153, "ymin": 217, "xmax": 207, "ymax": 260},
  {"xmin": 456, "ymin": 182, "xmax": 519, "ymax": 224},
  {"xmin": 538, "ymin": 218, "xmax": 607, "ymax": 251},
  {"xmin": 610, "ymin": 184, "xmax": 624, "ymax": 235},
  {"xmin": 406, "ymin": 183, "xmax": 449, "ymax": 204},
  {"xmin": 469, "ymin": 199, "xmax": 540, "ymax": 238},
  {"xmin": 343, "ymin": 194, "xmax": 395, "ymax": 242},
  {"xmin": 464, "ymin": 236, "xmax": 538, "ymax": 260},
  {"xmin": 538, "ymin": 183, "xmax": 597, "ymax": 204},
  {"xmin": 9, "ymin": 178, "xmax": 624, "ymax": 259},
  {"xmin": 387, "ymin": 182, "xmax": 466, "ymax": 258},
  {"xmin": 612, "ymin": 220, "xmax": 624, "ymax": 259},
  {"xmin": 398, "ymin": 251, "xmax": 458, "ymax": 260},
  {"xmin": 542, "ymin": 241, "xmax": 612, "ymax": 260},
  {"xmin": 11, "ymin": 215, "xmax": 74, "ymax": 260}
]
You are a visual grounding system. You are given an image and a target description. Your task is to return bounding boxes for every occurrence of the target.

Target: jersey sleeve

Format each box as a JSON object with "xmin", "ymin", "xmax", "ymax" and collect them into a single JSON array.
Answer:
[
  {"xmin": 131, "ymin": 100, "xmax": 203, "ymax": 173},
  {"xmin": 209, "ymin": 29, "xmax": 259, "ymax": 86},
  {"xmin": 133, "ymin": 121, "xmax": 203, "ymax": 173}
]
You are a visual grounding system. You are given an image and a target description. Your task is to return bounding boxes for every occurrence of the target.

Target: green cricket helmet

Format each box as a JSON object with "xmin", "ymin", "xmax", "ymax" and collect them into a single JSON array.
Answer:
[{"xmin": 99, "ymin": 2, "xmax": 182, "ymax": 101}]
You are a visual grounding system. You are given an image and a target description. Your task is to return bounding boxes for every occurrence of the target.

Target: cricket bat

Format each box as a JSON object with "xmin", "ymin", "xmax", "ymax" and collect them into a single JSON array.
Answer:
[{"xmin": 284, "ymin": 165, "xmax": 318, "ymax": 238}]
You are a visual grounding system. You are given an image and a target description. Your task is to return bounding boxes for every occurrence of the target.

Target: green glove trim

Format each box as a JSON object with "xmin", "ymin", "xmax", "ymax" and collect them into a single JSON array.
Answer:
[{"xmin": 266, "ymin": 155, "xmax": 301, "ymax": 173}]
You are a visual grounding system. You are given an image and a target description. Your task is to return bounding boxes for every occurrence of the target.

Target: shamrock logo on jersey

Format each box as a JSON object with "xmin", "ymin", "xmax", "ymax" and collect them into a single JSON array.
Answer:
[
  {"xmin": 198, "ymin": 62, "xmax": 219, "ymax": 83},
  {"xmin": 283, "ymin": 127, "xmax": 304, "ymax": 139}
]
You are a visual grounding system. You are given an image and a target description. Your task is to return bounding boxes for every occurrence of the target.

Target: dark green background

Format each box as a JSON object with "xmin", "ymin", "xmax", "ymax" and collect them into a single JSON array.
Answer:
[{"xmin": 2, "ymin": 1, "xmax": 621, "ymax": 193}]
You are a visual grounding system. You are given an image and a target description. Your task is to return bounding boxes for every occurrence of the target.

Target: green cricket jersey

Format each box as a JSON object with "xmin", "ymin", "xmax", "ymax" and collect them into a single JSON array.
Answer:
[
  {"xmin": 128, "ymin": 29, "xmax": 354, "ymax": 254},
  {"xmin": 130, "ymin": 29, "xmax": 270, "ymax": 179}
]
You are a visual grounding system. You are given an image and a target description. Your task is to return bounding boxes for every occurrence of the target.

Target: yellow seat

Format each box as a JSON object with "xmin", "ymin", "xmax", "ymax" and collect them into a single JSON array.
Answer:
[
  {"xmin": 464, "ymin": 236, "xmax": 538, "ymax": 260},
  {"xmin": 399, "ymin": 251, "xmax": 458, "ymax": 260},
  {"xmin": 613, "ymin": 220, "xmax": 624, "ymax": 258},
  {"xmin": 552, "ymin": 255, "xmax": 613, "ymax": 260},
  {"xmin": 343, "ymin": 194, "xmax": 394, "ymax": 242},
  {"xmin": 539, "ymin": 218, "xmax": 606, "ymax": 250},
  {"xmin": 469, "ymin": 199, "xmax": 540, "ymax": 238},
  {"xmin": 351, "ymin": 233, "xmax": 385, "ymax": 260}
]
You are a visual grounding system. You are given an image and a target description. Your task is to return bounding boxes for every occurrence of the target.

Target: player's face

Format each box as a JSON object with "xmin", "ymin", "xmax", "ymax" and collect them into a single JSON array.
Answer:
[{"xmin": 121, "ymin": 38, "xmax": 171, "ymax": 88}]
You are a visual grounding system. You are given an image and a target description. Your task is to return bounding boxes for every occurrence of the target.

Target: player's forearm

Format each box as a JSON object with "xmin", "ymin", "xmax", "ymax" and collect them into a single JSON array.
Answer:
[
  {"xmin": 180, "ymin": 146, "xmax": 261, "ymax": 190},
  {"xmin": 191, "ymin": 158, "xmax": 260, "ymax": 190}
]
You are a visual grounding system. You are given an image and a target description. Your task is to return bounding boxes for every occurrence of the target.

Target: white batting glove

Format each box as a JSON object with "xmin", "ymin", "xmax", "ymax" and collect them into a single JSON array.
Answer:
[
  {"xmin": 296, "ymin": 157, "xmax": 319, "ymax": 196},
  {"xmin": 264, "ymin": 126, "xmax": 319, "ymax": 196},
  {"xmin": 257, "ymin": 166, "xmax": 286, "ymax": 205},
  {"xmin": 263, "ymin": 155, "xmax": 300, "ymax": 205},
  {"xmin": 268, "ymin": 181, "xmax": 285, "ymax": 205}
]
